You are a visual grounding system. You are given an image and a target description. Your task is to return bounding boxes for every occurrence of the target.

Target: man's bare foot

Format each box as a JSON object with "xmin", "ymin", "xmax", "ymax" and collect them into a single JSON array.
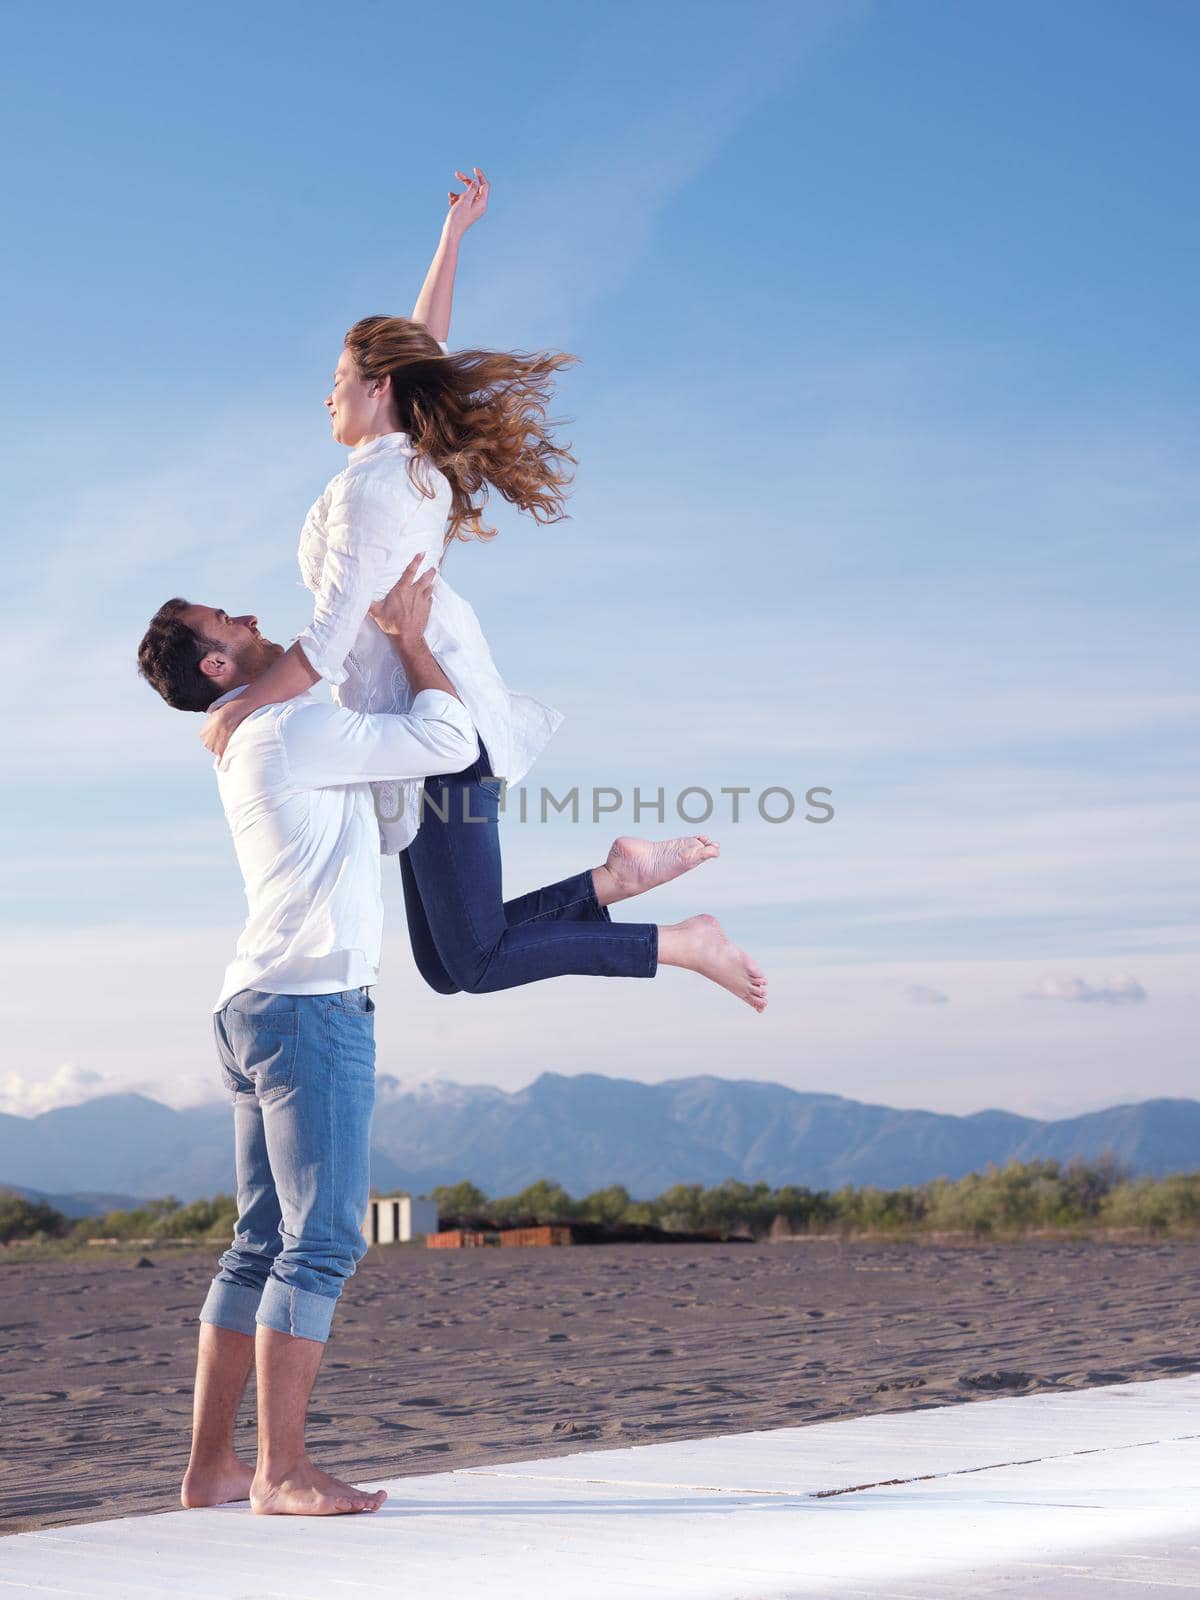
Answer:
[
  {"xmin": 657, "ymin": 914, "xmax": 768, "ymax": 1012},
  {"xmin": 181, "ymin": 1453, "xmax": 254, "ymax": 1508},
  {"xmin": 250, "ymin": 1459, "xmax": 387, "ymax": 1516},
  {"xmin": 594, "ymin": 834, "xmax": 720, "ymax": 907}
]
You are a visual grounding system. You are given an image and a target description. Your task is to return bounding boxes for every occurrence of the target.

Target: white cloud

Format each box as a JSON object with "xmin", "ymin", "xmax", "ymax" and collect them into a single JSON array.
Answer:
[
  {"xmin": 907, "ymin": 985, "xmax": 949, "ymax": 1006},
  {"xmin": 1028, "ymin": 975, "xmax": 1148, "ymax": 1006},
  {"xmin": 0, "ymin": 929, "xmax": 1194, "ymax": 1123},
  {"xmin": 0, "ymin": 1062, "xmax": 105, "ymax": 1116}
]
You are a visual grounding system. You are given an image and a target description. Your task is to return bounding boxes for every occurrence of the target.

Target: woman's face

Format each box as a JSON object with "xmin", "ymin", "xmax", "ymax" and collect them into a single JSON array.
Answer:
[{"xmin": 325, "ymin": 347, "xmax": 393, "ymax": 447}]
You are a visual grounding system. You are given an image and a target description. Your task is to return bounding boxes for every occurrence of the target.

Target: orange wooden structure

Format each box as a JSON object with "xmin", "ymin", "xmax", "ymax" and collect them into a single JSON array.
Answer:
[{"xmin": 426, "ymin": 1224, "xmax": 575, "ymax": 1248}]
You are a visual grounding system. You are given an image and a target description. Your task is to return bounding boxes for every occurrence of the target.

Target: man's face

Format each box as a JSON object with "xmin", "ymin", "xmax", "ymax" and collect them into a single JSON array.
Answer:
[{"xmin": 178, "ymin": 605, "xmax": 284, "ymax": 691}]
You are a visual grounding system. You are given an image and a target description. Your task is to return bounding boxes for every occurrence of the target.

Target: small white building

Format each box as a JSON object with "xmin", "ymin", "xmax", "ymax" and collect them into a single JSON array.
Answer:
[{"xmin": 366, "ymin": 1193, "xmax": 439, "ymax": 1244}]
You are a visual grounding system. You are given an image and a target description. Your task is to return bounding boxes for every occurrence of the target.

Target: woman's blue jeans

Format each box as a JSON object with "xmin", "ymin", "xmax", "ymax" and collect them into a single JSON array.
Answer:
[
  {"xmin": 199, "ymin": 987, "xmax": 375, "ymax": 1345},
  {"xmin": 399, "ymin": 739, "xmax": 659, "ymax": 994}
]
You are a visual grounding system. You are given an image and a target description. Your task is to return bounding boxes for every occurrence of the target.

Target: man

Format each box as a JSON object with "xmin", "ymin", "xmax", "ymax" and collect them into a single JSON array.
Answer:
[{"xmin": 136, "ymin": 556, "xmax": 476, "ymax": 1517}]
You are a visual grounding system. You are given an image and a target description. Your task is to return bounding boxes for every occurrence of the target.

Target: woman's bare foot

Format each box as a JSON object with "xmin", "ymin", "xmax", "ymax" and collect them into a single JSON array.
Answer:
[
  {"xmin": 594, "ymin": 834, "xmax": 720, "ymax": 907},
  {"xmin": 181, "ymin": 1453, "xmax": 254, "ymax": 1508},
  {"xmin": 250, "ymin": 1459, "xmax": 387, "ymax": 1516},
  {"xmin": 657, "ymin": 914, "xmax": 768, "ymax": 1012}
]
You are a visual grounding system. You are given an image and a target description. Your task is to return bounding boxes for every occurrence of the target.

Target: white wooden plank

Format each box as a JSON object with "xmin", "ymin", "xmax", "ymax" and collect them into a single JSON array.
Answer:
[
  {"xmin": 461, "ymin": 1374, "xmax": 1200, "ymax": 1496},
  {"xmin": 3, "ymin": 1376, "xmax": 1199, "ymax": 1599}
]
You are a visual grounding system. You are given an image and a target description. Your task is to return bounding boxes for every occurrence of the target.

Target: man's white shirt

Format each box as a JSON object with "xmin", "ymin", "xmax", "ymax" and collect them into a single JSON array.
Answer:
[{"xmin": 209, "ymin": 682, "xmax": 477, "ymax": 1011}]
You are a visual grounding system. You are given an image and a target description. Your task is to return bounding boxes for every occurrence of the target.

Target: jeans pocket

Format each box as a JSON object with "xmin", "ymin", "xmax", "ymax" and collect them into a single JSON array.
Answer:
[
  {"xmin": 334, "ymin": 987, "xmax": 375, "ymax": 1015},
  {"xmin": 214, "ymin": 1011, "xmax": 249, "ymax": 1096},
  {"xmin": 225, "ymin": 1003, "xmax": 300, "ymax": 1101},
  {"xmin": 217, "ymin": 1058, "xmax": 248, "ymax": 1095},
  {"xmin": 327, "ymin": 1001, "xmax": 376, "ymax": 1087}
]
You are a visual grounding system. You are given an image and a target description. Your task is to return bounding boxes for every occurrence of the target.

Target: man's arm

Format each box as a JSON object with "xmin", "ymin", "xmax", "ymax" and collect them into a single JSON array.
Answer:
[
  {"xmin": 411, "ymin": 167, "xmax": 489, "ymax": 342},
  {"xmin": 281, "ymin": 558, "xmax": 479, "ymax": 789},
  {"xmin": 281, "ymin": 694, "xmax": 477, "ymax": 790}
]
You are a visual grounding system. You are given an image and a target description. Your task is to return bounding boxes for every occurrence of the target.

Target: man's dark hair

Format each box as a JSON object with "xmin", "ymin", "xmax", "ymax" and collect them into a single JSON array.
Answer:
[{"xmin": 137, "ymin": 599, "xmax": 223, "ymax": 712}]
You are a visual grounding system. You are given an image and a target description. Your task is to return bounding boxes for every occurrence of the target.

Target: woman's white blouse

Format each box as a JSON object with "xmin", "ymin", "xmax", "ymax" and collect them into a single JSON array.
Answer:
[{"xmin": 293, "ymin": 396, "xmax": 563, "ymax": 853}]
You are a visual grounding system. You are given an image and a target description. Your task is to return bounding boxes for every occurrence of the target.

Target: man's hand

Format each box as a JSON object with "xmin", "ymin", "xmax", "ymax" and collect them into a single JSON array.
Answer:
[
  {"xmin": 444, "ymin": 166, "xmax": 489, "ymax": 240},
  {"xmin": 370, "ymin": 556, "xmax": 460, "ymax": 702},
  {"xmin": 368, "ymin": 555, "xmax": 437, "ymax": 645}
]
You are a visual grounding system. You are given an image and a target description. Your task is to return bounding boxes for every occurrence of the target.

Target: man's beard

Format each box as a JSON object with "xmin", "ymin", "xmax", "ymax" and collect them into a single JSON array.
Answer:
[{"xmin": 240, "ymin": 638, "xmax": 285, "ymax": 678}]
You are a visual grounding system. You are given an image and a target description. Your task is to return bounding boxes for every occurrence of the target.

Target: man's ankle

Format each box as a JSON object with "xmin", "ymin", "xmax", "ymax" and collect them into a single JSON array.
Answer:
[
  {"xmin": 186, "ymin": 1443, "xmax": 238, "ymax": 1469},
  {"xmin": 255, "ymin": 1450, "xmax": 309, "ymax": 1481}
]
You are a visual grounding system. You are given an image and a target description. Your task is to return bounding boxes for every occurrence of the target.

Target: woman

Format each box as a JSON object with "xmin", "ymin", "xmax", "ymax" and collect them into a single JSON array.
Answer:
[{"xmin": 201, "ymin": 168, "xmax": 766, "ymax": 1012}]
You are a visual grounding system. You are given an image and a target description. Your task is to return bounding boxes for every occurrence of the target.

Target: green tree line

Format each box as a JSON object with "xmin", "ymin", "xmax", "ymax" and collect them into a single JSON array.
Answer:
[
  {"xmin": 433, "ymin": 1157, "xmax": 1200, "ymax": 1237},
  {"xmin": 5, "ymin": 1157, "xmax": 1200, "ymax": 1249},
  {"xmin": 0, "ymin": 1192, "xmax": 240, "ymax": 1247}
]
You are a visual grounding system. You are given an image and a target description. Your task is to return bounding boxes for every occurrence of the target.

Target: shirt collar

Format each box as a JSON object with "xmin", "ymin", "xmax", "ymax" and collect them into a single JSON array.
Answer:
[
  {"xmin": 348, "ymin": 430, "xmax": 412, "ymax": 466},
  {"xmin": 208, "ymin": 682, "xmax": 250, "ymax": 713}
]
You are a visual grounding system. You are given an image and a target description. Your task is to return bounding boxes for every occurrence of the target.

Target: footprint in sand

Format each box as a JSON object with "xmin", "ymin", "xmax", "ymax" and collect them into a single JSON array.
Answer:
[
  {"xmin": 340, "ymin": 1415, "xmax": 387, "ymax": 1432},
  {"xmin": 958, "ymin": 1370, "xmax": 1040, "ymax": 1392}
]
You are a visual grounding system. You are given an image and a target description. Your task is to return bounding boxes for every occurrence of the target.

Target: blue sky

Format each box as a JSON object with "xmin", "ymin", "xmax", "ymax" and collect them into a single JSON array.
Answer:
[{"xmin": 2, "ymin": 0, "xmax": 1197, "ymax": 1120}]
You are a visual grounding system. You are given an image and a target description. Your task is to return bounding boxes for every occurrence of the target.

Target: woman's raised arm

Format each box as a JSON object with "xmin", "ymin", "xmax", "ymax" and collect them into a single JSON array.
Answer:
[{"xmin": 411, "ymin": 166, "xmax": 490, "ymax": 343}]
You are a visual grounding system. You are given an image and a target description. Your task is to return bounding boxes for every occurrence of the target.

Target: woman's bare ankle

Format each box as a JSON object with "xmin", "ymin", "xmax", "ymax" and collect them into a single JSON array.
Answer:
[
  {"xmin": 591, "ymin": 863, "xmax": 619, "ymax": 908},
  {"xmin": 656, "ymin": 917, "xmax": 703, "ymax": 967}
]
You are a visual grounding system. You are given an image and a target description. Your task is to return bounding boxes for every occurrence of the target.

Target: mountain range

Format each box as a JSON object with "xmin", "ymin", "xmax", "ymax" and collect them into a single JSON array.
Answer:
[
  {"xmin": 2, "ymin": 1073, "xmax": 1198, "ymax": 1208},
  {"xmin": 0, "ymin": 1180, "xmax": 147, "ymax": 1219}
]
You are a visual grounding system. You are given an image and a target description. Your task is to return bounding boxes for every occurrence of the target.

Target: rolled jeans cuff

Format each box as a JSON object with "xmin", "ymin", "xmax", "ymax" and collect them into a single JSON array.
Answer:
[
  {"xmin": 198, "ymin": 1278, "xmax": 262, "ymax": 1338},
  {"xmin": 256, "ymin": 1275, "xmax": 339, "ymax": 1344}
]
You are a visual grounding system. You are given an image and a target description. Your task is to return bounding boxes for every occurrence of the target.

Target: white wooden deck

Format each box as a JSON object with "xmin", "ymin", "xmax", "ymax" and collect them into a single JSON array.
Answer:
[{"xmin": 4, "ymin": 1375, "xmax": 1199, "ymax": 1598}]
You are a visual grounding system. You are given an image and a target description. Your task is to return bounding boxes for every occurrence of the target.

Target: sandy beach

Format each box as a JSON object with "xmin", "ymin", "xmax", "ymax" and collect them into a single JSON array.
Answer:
[{"xmin": 3, "ymin": 1236, "xmax": 1198, "ymax": 1537}]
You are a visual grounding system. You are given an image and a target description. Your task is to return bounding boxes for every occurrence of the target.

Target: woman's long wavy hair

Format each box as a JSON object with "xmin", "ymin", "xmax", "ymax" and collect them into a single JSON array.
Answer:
[{"xmin": 343, "ymin": 315, "xmax": 578, "ymax": 546}]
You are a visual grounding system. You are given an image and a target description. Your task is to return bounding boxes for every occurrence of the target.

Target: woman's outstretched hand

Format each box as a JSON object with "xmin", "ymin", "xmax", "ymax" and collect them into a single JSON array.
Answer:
[
  {"xmin": 200, "ymin": 697, "xmax": 249, "ymax": 762},
  {"xmin": 444, "ymin": 166, "xmax": 489, "ymax": 239}
]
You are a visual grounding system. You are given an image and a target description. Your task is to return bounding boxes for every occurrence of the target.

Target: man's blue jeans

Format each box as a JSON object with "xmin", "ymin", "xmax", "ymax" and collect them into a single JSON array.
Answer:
[
  {"xmin": 199, "ymin": 987, "xmax": 375, "ymax": 1345},
  {"xmin": 399, "ymin": 739, "xmax": 659, "ymax": 994}
]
